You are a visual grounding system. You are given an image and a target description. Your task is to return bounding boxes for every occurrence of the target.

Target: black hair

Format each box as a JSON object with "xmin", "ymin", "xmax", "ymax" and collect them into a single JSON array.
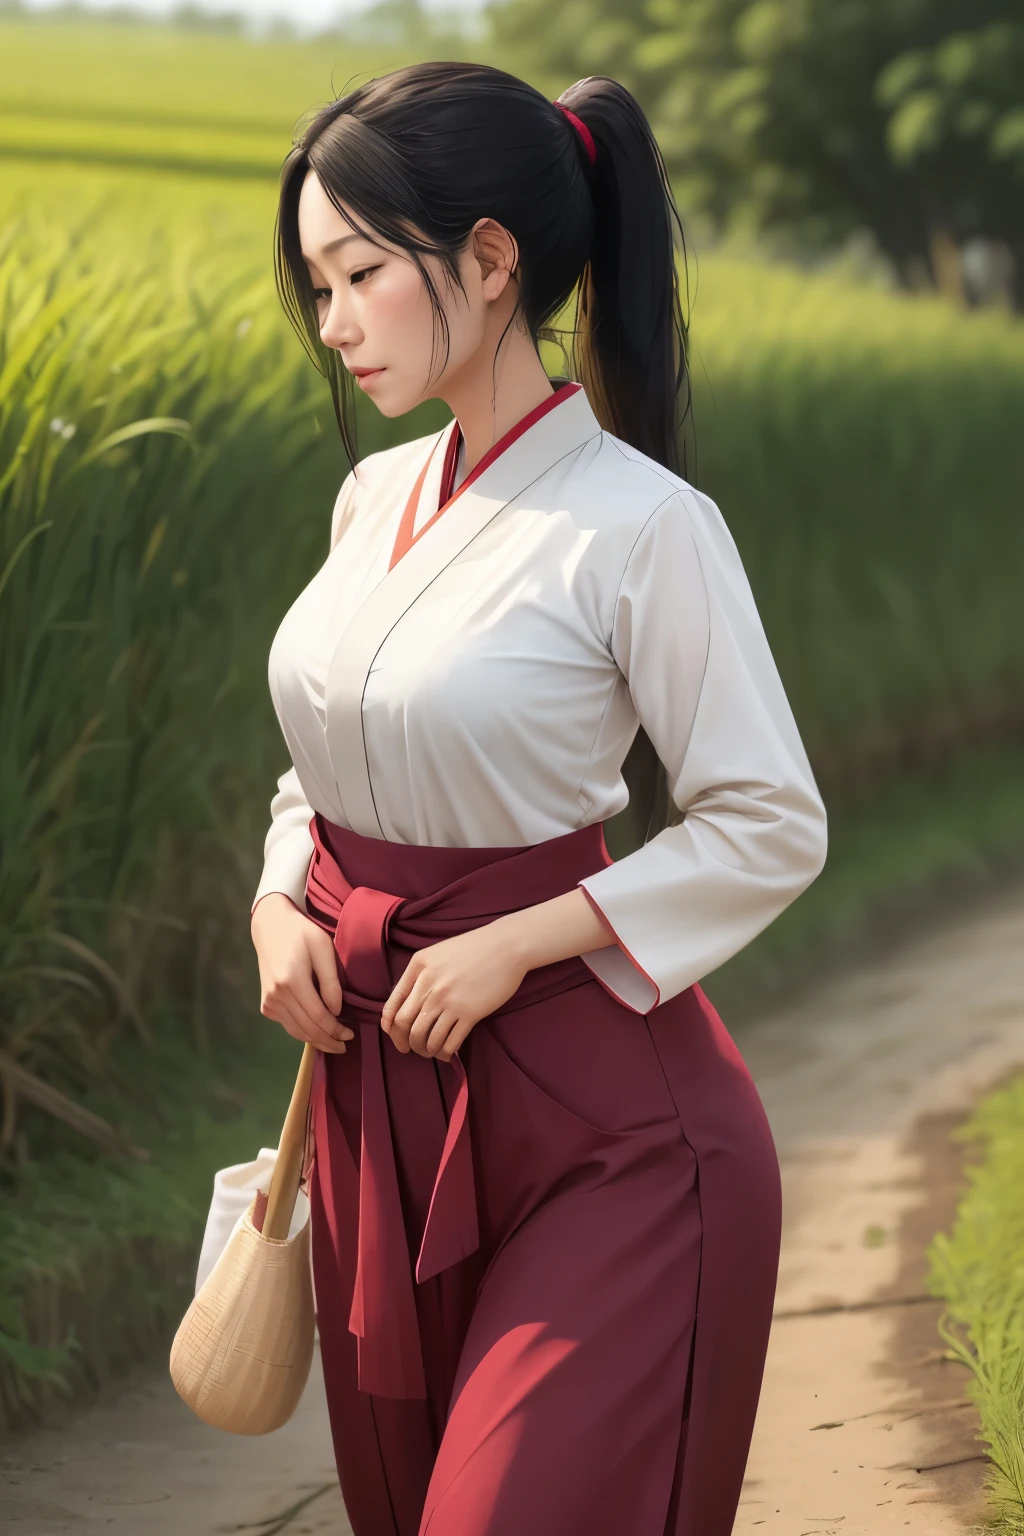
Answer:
[{"xmin": 274, "ymin": 61, "xmax": 692, "ymax": 478}]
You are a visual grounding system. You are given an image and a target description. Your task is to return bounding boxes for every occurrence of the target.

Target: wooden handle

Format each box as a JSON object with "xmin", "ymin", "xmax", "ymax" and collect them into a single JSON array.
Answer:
[{"xmin": 262, "ymin": 1042, "xmax": 316, "ymax": 1241}]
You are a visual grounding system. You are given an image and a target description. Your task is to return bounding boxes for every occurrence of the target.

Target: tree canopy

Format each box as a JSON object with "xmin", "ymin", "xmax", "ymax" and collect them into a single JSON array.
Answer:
[{"xmin": 489, "ymin": 0, "xmax": 1024, "ymax": 300}]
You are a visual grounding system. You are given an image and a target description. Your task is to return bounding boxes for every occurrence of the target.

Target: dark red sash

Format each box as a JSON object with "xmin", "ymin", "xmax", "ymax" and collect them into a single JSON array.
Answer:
[{"xmin": 302, "ymin": 814, "xmax": 612, "ymax": 1400}]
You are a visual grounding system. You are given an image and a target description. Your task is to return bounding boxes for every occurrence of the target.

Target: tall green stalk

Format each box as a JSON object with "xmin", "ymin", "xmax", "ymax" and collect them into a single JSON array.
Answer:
[
  {"xmin": 0, "ymin": 209, "xmax": 343, "ymax": 1155},
  {"xmin": 928, "ymin": 1077, "xmax": 1024, "ymax": 1535},
  {"xmin": 2, "ymin": 189, "xmax": 1024, "ymax": 1166},
  {"xmin": 689, "ymin": 257, "xmax": 1024, "ymax": 787}
]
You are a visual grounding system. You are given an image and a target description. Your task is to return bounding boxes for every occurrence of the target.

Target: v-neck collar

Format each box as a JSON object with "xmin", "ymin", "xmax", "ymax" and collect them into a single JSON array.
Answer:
[
  {"xmin": 326, "ymin": 382, "xmax": 601, "ymax": 838},
  {"xmin": 388, "ymin": 381, "xmax": 582, "ymax": 572}
]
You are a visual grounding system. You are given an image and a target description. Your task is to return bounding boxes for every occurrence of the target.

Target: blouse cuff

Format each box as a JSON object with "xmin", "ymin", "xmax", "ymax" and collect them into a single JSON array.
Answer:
[
  {"xmin": 577, "ymin": 884, "xmax": 661, "ymax": 1015},
  {"xmin": 250, "ymin": 833, "xmax": 315, "ymax": 916}
]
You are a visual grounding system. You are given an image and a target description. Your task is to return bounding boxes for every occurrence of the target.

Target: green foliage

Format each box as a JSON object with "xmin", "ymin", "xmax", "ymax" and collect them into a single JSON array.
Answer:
[
  {"xmin": 4, "ymin": 4, "xmax": 1023, "ymax": 293},
  {"xmin": 880, "ymin": 23, "xmax": 1024, "ymax": 176},
  {"xmin": 0, "ymin": 185, "xmax": 432, "ymax": 1159},
  {"xmin": 0, "ymin": 1025, "xmax": 301, "ymax": 1428},
  {"xmin": 2, "ymin": 162, "xmax": 1023, "ymax": 1160},
  {"xmin": 0, "ymin": 16, "xmax": 466, "ymax": 180},
  {"xmin": 928, "ymin": 1076, "xmax": 1024, "ymax": 1533},
  {"xmin": 489, "ymin": 0, "xmax": 1024, "ymax": 296},
  {"xmin": 0, "ymin": 25, "xmax": 1023, "ymax": 1437},
  {"xmin": 687, "ymin": 257, "xmax": 1024, "ymax": 778}
]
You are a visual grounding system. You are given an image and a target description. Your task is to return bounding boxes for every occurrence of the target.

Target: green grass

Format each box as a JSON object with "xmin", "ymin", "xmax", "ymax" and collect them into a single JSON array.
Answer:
[
  {"xmin": 0, "ymin": 154, "xmax": 281, "ymax": 261},
  {"xmin": 688, "ymin": 256, "xmax": 1024, "ymax": 787},
  {"xmin": 2, "ymin": 18, "xmax": 1024, "ymax": 1450},
  {"xmin": 0, "ymin": 109, "xmax": 290, "ymax": 180},
  {"xmin": 927, "ymin": 1076, "xmax": 1024, "ymax": 1535},
  {"xmin": 703, "ymin": 737, "xmax": 1024, "ymax": 1015},
  {"xmin": 0, "ymin": 18, "xmax": 466, "ymax": 179},
  {"xmin": 3, "ymin": 162, "xmax": 1023, "ymax": 1149},
  {"xmin": 5, "ymin": 5, "xmax": 1024, "ymax": 814},
  {"xmin": 0, "ymin": 198, "xmax": 328, "ymax": 1150},
  {"xmin": 2, "ymin": 732, "xmax": 1021, "ymax": 1433},
  {"xmin": 0, "ymin": 19, "xmax": 415, "ymax": 133},
  {"xmin": 0, "ymin": 1019, "xmax": 302, "ymax": 1431},
  {"xmin": 0, "ymin": 188, "xmax": 442, "ymax": 1163}
]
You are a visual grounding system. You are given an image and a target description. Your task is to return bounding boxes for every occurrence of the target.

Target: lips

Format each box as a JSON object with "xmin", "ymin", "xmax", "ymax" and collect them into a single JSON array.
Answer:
[{"xmin": 350, "ymin": 367, "xmax": 384, "ymax": 382}]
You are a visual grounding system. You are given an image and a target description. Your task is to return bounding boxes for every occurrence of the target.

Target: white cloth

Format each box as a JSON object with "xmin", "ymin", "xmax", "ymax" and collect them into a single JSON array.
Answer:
[
  {"xmin": 253, "ymin": 386, "xmax": 827, "ymax": 1012},
  {"xmin": 194, "ymin": 1148, "xmax": 310, "ymax": 1295}
]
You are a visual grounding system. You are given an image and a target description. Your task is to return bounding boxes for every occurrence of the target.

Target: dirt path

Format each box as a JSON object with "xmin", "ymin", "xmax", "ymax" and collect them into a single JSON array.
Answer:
[
  {"xmin": 4, "ymin": 884, "xmax": 1024, "ymax": 1535},
  {"xmin": 735, "ymin": 883, "xmax": 1024, "ymax": 1534},
  {"xmin": 1, "ymin": 1343, "xmax": 351, "ymax": 1534}
]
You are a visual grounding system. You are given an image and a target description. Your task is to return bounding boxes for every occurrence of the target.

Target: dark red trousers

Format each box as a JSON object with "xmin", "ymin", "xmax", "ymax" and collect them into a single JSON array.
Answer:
[{"xmin": 304, "ymin": 816, "xmax": 781, "ymax": 1536}]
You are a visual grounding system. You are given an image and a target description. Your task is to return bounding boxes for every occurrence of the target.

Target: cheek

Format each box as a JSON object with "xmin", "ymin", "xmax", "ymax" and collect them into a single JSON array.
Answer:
[
  {"xmin": 438, "ymin": 293, "xmax": 483, "ymax": 370},
  {"xmin": 369, "ymin": 265, "xmax": 435, "ymax": 352},
  {"xmin": 357, "ymin": 268, "xmax": 441, "ymax": 414}
]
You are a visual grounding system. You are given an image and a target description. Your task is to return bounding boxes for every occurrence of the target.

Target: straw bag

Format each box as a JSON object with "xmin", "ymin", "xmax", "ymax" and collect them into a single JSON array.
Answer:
[{"xmin": 170, "ymin": 1042, "xmax": 316, "ymax": 1435}]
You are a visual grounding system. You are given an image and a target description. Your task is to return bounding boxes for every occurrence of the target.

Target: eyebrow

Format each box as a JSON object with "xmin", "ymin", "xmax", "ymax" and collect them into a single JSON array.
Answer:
[
  {"xmin": 302, "ymin": 229, "xmax": 392, "ymax": 269},
  {"xmin": 303, "ymin": 231, "xmax": 379, "ymax": 266},
  {"xmin": 322, "ymin": 232, "xmax": 363, "ymax": 254}
]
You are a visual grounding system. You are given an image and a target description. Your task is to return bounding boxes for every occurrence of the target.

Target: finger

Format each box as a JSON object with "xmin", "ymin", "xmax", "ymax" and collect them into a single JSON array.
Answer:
[
  {"xmin": 309, "ymin": 933, "xmax": 344, "ymax": 1016},
  {"xmin": 265, "ymin": 997, "xmax": 347, "ymax": 1054},
  {"xmin": 261, "ymin": 966, "xmax": 343, "ymax": 1040},
  {"xmin": 393, "ymin": 972, "xmax": 435, "ymax": 1032},
  {"xmin": 407, "ymin": 1001, "xmax": 446, "ymax": 1058},
  {"xmin": 275, "ymin": 980, "xmax": 350, "ymax": 1052},
  {"xmin": 293, "ymin": 974, "xmax": 354, "ymax": 1043},
  {"xmin": 387, "ymin": 976, "xmax": 434, "ymax": 1054},
  {"xmin": 435, "ymin": 1013, "xmax": 479, "ymax": 1063},
  {"xmin": 424, "ymin": 1009, "xmax": 461, "ymax": 1060},
  {"xmin": 301, "ymin": 1006, "xmax": 350, "ymax": 1054},
  {"xmin": 381, "ymin": 962, "xmax": 418, "ymax": 1033},
  {"xmin": 387, "ymin": 1006, "xmax": 413, "ymax": 1053}
]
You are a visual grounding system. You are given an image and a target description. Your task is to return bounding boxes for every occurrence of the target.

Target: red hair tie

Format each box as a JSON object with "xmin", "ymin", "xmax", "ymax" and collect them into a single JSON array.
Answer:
[{"xmin": 554, "ymin": 101, "xmax": 597, "ymax": 168}]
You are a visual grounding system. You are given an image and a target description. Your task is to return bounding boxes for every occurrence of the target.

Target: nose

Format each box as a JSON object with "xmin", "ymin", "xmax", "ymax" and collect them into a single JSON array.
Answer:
[{"xmin": 319, "ymin": 296, "xmax": 360, "ymax": 352}]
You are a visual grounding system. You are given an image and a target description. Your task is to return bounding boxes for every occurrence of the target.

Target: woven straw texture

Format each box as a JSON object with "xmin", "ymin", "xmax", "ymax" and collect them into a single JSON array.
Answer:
[{"xmin": 169, "ymin": 1196, "xmax": 315, "ymax": 1436}]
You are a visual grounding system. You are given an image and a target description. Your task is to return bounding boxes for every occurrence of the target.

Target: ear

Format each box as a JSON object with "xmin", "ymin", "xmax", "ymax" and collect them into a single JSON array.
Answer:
[{"xmin": 469, "ymin": 218, "xmax": 519, "ymax": 303}]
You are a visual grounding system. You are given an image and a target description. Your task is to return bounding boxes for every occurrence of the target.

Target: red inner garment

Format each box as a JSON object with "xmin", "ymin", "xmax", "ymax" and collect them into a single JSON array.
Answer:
[{"xmin": 388, "ymin": 381, "xmax": 581, "ymax": 571}]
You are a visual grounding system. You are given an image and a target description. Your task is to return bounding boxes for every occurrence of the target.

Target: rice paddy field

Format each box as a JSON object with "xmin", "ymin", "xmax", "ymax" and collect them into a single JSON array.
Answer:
[
  {"xmin": 0, "ymin": 19, "xmax": 419, "ymax": 177},
  {"xmin": 1, "ymin": 13, "xmax": 1024, "ymax": 1428},
  {"xmin": 929, "ymin": 1075, "xmax": 1024, "ymax": 1533}
]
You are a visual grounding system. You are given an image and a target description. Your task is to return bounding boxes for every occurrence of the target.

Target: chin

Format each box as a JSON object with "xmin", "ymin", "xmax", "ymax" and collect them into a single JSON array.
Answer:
[{"xmin": 371, "ymin": 385, "xmax": 429, "ymax": 419}]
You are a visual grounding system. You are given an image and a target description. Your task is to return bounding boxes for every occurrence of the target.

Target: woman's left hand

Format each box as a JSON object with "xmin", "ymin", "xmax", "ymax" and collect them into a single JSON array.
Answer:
[
  {"xmin": 380, "ymin": 889, "xmax": 616, "ymax": 1062},
  {"xmin": 381, "ymin": 923, "xmax": 528, "ymax": 1061}
]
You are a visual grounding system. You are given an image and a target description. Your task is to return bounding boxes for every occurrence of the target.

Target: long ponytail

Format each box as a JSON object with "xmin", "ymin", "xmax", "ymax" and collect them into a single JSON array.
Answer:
[
  {"xmin": 556, "ymin": 79, "xmax": 692, "ymax": 847},
  {"xmin": 275, "ymin": 64, "xmax": 691, "ymax": 848},
  {"xmin": 558, "ymin": 77, "xmax": 692, "ymax": 477}
]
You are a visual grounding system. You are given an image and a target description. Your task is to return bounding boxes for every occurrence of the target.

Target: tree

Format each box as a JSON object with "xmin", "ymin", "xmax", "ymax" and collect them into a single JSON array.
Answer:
[
  {"xmin": 879, "ymin": 21, "xmax": 1024, "ymax": 297},
  {"xmin": 488, "ymin": 0, "xmax": 1024, "ymax": 302}
]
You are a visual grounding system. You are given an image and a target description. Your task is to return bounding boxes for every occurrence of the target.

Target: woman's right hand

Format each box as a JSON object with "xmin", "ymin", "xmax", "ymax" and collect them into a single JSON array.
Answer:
[{"xmin": 251, "ymin": 893, "xmax": 353, "ymax": 1053}]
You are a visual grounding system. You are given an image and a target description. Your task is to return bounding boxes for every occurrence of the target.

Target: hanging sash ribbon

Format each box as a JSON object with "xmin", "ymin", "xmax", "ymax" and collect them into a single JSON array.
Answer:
[{"xmin": 302, "ymin": 813, "xmax": 610, "ymax": 1399}]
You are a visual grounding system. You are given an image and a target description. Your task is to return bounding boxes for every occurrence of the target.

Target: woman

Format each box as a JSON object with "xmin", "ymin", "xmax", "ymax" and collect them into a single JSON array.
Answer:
[{"xmin": 250, "ymin": 62, "xmax": 826, "ymax": 1536}]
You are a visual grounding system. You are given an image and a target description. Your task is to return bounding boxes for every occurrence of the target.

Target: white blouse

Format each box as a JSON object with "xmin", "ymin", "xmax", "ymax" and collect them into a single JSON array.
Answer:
[{"xmin": 253, "ymin": 385, "xmax": 827, "ymax": 1014}]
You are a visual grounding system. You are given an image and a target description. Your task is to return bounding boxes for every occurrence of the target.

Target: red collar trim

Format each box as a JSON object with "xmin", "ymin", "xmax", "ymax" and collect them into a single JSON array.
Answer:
[{"xmin": 389, "ymin": 381, "xmax": 582, "ymax": 572}]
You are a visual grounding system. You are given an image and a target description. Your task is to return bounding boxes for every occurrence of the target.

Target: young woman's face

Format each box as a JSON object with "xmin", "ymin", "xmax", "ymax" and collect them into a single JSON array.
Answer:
[{"xmin": 297, "ymin": 169, "xmax": 493, "ymax": 417}]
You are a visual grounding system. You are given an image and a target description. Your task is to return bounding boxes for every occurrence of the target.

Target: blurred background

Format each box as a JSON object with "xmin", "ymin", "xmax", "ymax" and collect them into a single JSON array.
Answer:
[{"xmin": 1, "ymin": 0, "xmax": 1023, "ymax": 1484}]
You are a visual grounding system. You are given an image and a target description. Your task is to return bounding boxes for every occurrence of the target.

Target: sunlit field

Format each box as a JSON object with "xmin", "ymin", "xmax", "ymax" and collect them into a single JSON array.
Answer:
[
  {"xmin": 0, "ymin": 18, "xmax": 424, "ymax": 177},
  {"xmin": 3, "ymin": 10, "xmax": 1024, "ymax": 1431},
  {"xmin": 689, "ymin": 257, "xmax": 1024, "ymax": 779},
  {"xmin": 6, "ymin": 154, "xmax": 1022, "ymax": 1113}
]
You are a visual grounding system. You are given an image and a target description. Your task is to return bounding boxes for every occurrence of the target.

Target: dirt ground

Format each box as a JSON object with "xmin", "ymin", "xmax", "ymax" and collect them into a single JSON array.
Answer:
[
  {"xmin": 4, "ymin": 883, "xmax": 1024, "ymax": 1535},
  {"xmin": 735, "ymin": 882, "xmax": 1024, "ymax": 1534}
]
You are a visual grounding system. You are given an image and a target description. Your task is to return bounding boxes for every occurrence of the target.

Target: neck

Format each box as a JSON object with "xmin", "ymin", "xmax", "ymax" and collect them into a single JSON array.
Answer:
[{"xmin": 439, "ymin": 309, "xmax": 554, "ymax": 477}]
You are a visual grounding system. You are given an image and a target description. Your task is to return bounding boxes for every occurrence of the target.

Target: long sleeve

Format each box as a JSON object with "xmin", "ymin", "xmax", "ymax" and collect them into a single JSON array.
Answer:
[
  {"xmin": 579, "ymin": 487, "xmax": 828, "ymax": 1013},
  {"xmin": 250, "ymin": 763, "xmax": 316, "ymax": 915}
]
